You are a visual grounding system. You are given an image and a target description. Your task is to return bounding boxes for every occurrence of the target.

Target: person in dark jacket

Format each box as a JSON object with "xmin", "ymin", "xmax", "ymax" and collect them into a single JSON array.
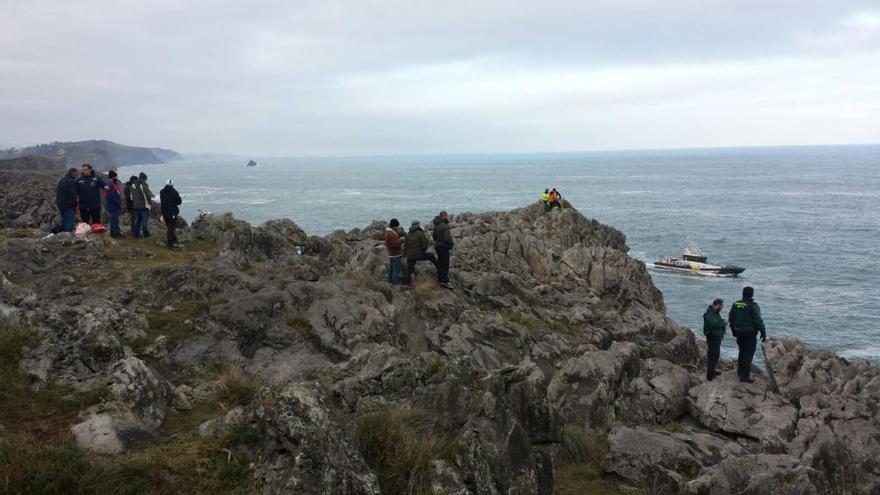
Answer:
[
  {"xmin": 130, "ymin": 172, "xmax": 154, "ymax": 238},
  {"xmin": 76, "ymin": 163, "xmax": 108, "ymax": 224},
  {"xmin": 159, "ymin": 179, "xmax": 182, "ymax": 248},
  {"xmin": 728, "ymin": 286, "xmax": 767, "ymax": 383},
  {"xmin": 432, "ymin": 211, "xmax": 454, "ymax": 288},
  {"xmin": 104, "ymin": 170, "xmax": 124, "ymax": 237},
  {"xmin": 402, "ymin": 221, "xmax": 437, "ymax": 285},
  {"xmin": 124, "ymin": 175, "xmax": 138, "ymax": 227},
  {"xmin": 55, "ymin": 168, "xmax": 80, "ymax": 232},
  {"xmin": 384, "ymin": 218, "xmax": 404, "ymax": 285},
  {"xmin": 703, "ymin": 299, "xmax": 726, "ymax": 381}
]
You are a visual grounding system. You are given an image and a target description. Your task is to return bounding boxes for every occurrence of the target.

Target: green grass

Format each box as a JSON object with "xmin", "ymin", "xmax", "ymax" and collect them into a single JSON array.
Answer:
[
  {"xmin": 129, "ymin": 300, "xmax": 219, "ymax": 353},
  {"xmin": 554, "ymin": 426, "xmax": 629, "ymax": 495},
  {"xmin": 500, "ymin": 310, "xmax": 569, "ymax": 334},
  {"xmin": 213, "ymin": 368, "xmax": 258, "ymax": 409}
]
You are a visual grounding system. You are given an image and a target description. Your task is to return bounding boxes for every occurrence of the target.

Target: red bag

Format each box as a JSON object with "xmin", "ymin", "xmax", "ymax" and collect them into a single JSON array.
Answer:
[{"xmin": 91, "ymin": 223, "xmax": 107, "ymax": 234}]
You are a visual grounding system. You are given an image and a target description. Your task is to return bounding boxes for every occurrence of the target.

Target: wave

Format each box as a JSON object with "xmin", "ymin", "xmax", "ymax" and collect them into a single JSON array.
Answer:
[{"xmin": 839, "ymin": 347, "xmax": 880, "ymax": 360}]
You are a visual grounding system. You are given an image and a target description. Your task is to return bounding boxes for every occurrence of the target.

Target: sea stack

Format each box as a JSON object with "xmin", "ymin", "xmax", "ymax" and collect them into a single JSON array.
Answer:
[{"xmin": 246, "ymin": 159, "xmax": 257, "ymax": 167}]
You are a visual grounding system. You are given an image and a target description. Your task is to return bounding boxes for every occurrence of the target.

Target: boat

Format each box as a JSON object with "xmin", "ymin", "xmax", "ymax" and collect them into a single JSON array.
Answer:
[
  {"xmin": 246, "ymin": 160, "xmax": 258, "ymax": 167},
  {"xmin": 653, "ymin": 242, "xmax": 745, "ymax": 277}
]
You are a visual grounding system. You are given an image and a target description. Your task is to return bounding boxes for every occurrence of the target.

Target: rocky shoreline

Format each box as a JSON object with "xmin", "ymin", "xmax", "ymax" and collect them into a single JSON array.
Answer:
[{"xmin": 1, "ymin": 199, "xmax": 878, "ymax": 494}]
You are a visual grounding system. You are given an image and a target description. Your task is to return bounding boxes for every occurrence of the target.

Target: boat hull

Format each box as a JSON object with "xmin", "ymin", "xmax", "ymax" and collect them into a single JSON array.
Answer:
[{"xmin": 652, "ymin": 261, "xmax": 745, "ymax": 277}]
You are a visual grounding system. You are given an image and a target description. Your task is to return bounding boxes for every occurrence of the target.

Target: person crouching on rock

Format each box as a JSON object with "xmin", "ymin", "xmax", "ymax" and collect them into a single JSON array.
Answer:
[
  {"xmin": 403, "ymin": 220, "xmax": 437, "ymax": 286},
  {"xmin": 55, "ymin": 167, "xmax": 80, "ymax": 232},
  {"xmin": 432, "ymin": 211, "xmax": 454, "ymax": 289},
  {"xmin": 384, "ymin": 218, "xmax": 404, "ymax": 285},
  {"xmin": 703, "ymin": 298, "xmax": 726, "ymax": 381},
  {"xmin": 160, "ymin": 179, "xmax": 182, "ymax": 248},
  {"xmin": 104, "ymin": 170, "xmax": 124, "ymax": 237},
  {"xmin": 728, "ymin": 286, "xmax": 767, "ymax": 383},
  {"xmin": 130, "ymin": 172, "xmax": 154, "ymax": 238}
]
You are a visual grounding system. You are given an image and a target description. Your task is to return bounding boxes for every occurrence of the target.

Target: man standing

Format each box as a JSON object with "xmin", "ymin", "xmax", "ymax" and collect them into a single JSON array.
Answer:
[
  {"xmin": 160, "ymin": 179, "xmax": 182, "ymax": 248},
  {"xmin": 384, "ymin": 219, "xmax": 404, "ymax": 285},
  {"xmin": 703, "ymin": 298, "xmax": 726, "ymax": 381},
  {"xmin": 104, "ymin": 170, "xmax": 124, "ymax": 237},
  {"xmin": 55, "ymin": 168, "xmax": 79, "ymax": 232},
  {"xmin": 432, "ymin": 211, "xmax": 454, "ymax": 289},
  {"xmin": 403, "ymin": 221, "xmax": 437, "ymax": 285},
  {"xmin": 728, "ymin": 286, "xmax": 767, "ymax": 383},
  {"xmin": 541, "ymin": 189, "xmax": 550, "ymax": 210},
  {"xmin": 130, "ymin": 172, "xmax": 154, "ymax": 238},
  {"xmin": 124, "ymin": 175, "xmax": 138, "ymax": 227},
  {"xmin": 76, "ymin": 163, "xmax": 108, "ymax": 224}
]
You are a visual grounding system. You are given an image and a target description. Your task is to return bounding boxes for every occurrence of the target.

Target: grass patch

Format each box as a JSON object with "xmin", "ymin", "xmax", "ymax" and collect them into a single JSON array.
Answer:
[
  {"xmin": 500, "ymin": 310, "xmax": 569, "ymax": 334},
  {"xmin": 213, "ymin": 367, "xmax": 258, "ymax": 409},
  {"xmin": 555, "ymin": 426, "xmax": 629, "ymax": 495},
  {"xmin": 357, "ymin": 404, "xmax": 453, "ymax": 495},
  {"xmin": 130, "ymin": 299, "xmax": 219, "ymax": 353}
]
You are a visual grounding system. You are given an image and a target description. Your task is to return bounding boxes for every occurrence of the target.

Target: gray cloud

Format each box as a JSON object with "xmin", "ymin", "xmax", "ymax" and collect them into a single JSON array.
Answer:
[{"xmin": 1, "ymin": 0, "xmax": 878, "ymax": 154}]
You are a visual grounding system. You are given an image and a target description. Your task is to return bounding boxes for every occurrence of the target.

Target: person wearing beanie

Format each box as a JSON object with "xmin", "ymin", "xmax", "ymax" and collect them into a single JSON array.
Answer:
[
  {"xmin": 159, "ymin": 178, "xmax": 182, "ymax": 248},
  {"xmin": 130, "ymin": 172, "xmax": 154, "ymax": 238},
  {"xmin": 728, "ymin": 286, "xmax": 767, "ymax": 383},
  {"xmin": 384, "ymin": 218, "xmax": 404, "ymax": 285},
  {"xmin": 402, "ymin": 220, "xmax": 437, "ymax": 285},
  {"xmin": 104, "ymin": 170, "xmax": 124, "ymax": 237}
]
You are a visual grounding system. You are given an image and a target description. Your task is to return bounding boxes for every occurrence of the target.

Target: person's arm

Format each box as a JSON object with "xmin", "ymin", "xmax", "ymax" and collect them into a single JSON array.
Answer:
[
  {"xmin": 753, "ymin": 303, "xmax": 766, "ymax": 340},
  {"xmin": 175, "ymin": 190, "xmax": 182, "ymax": 205}
]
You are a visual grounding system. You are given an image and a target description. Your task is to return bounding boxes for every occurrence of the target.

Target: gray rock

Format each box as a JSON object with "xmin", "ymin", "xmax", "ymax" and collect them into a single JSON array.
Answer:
[{"xmin": 686, "ymin": 454, "xmax": 819, "ymax": 495}]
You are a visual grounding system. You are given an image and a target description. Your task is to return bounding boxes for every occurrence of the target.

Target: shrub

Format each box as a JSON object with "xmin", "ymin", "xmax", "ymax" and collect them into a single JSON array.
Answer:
[{"xmin": 214, "ymin": 367, "xmax": 257, "ymax": 408}]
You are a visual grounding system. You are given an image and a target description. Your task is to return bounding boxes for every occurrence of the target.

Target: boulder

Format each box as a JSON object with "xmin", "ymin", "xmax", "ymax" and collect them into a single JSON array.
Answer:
[{"xmin": 686, "ymin": 454, "xmax": 819, "ymax": 495}]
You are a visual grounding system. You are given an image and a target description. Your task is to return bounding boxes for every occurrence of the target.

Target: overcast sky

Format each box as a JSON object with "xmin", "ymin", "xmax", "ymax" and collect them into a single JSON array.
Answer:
[{"xmin": 1, "ymin": 1, "xmax": 879, "ymax": 156}]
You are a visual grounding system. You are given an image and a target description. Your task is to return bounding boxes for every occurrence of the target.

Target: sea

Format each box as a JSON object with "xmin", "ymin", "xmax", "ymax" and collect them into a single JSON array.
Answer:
[{"xmin": 121, "ymin": 145, "xmax": 880, "ymax": 362}]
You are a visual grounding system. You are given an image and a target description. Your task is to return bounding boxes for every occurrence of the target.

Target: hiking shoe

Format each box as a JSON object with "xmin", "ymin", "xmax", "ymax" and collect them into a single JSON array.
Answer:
[{"xmin": 739, "ymin": 377, "xmax": 755, "ymax": 383}]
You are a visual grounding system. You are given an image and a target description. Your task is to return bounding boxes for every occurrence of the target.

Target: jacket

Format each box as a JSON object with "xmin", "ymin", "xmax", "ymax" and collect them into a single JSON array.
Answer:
[
  {"xmin": 703, "ymin": 306, "xmax": 726, "ymax": 339},
  {"xmin": 124, "ymin": 182, "xmax": 134, "ymax": 210},
  {"xmin": 384, "ymin": 227, "xmax": 403, "ymax": 257},
  {"xmin": 130, "ymin": 180, "xmax": 154, "ymax": 210},
  {"xmin": 432, "ymin": 217, "xmax": 454, "ymax": 251},
  {"xmin": 404, "ymin": 227, "xmax": 429, "ymax": 260},
  {"xmin": 728, "ymin": 298, "xmax": 766, "ymax": 338},
  {"xmin": 541, "ymin": 192, "xmax": 550, "ymax": 202},
  {"xmin": 56, "ymin": 174, "xmax": 78, "ymax": 209},
  {"xmin": 76, "ymin": 174, "xmax": 107, "ymax": 209},
  {"xmin": 160, "ymin": 185, "xmax": 182, "ymax": 217},
  {"xmin": 104, "ymin": 179, "xmax": 123, "ymax": 212}
]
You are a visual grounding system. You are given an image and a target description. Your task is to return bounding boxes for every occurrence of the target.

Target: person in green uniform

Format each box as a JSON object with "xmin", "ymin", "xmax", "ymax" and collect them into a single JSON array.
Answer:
[
  {"xmin": 727, "ymin": 286, "xmax": 767, "ymax": 383},
  {"xmin": 703, "ymin": 298, "xmax": 726, "ymax": 381}
]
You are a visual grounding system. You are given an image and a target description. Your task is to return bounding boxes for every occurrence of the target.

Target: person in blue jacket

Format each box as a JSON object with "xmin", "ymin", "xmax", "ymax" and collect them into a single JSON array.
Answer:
[
  {"xmin": 55, "ymin": 167, "xmax": 80, "ymax": 232},
  {"xmin": 104, "ymin": 170, "xmax": 124, "ymax": 237},
  {"xmin": 75, "ymin": 164, "xmax": 108, "ymax": 224}
]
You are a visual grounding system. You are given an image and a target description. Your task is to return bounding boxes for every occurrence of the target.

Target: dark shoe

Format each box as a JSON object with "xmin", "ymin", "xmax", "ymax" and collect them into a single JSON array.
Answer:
[
  {"xmin": 739, "ymin": 377, "xmax": 755, "ymax": 383},
  {"xmin": 714, "ymin": 369, "xmax": 722, "ymax": 375},
  {"xmin": 707, "ymin": 374, "xmax": 716, "ymax": 381}
]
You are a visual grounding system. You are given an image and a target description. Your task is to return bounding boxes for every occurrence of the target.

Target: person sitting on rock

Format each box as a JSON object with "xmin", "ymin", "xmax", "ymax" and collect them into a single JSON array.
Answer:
[
  {"xmin": 548, "ymin": 188, "xmax": 562, "ymax": 210},
  {"xmin": 55, "ymin": 167, "xmax": 80, "ymax": 232},
  {"xmin": 75, "ymin": 163, "xmax": 109, "ymax": 225},
  {"xmin": 728, "ymin": 286, "xmax": 767, "ymax": 383},
  {"xmin": 160, "ymin": 179, "xmax": 182, "ymax": 248},
  {"xmin": 130, "ymin": 172, "xmax": 154, "ymax": 238},
  {"xmin": 384, "ymin": 218, "xmax": 404, "ymax": 285},
  {"xmin": 104, "ymin": 170, "xmax": 124, "ymax": 238},
  {"xmin": 703, "ymin": 298, "xmax": 726, "ymax": 381},
  {"xmin": 403, "ymin": 220, "xmax": 437, "ymax": 285},
  {"xmin": 541, "ymin": 189, "xmax": 550, "ymax": 209},
  {"xmin": 432, "ymin": 211, "xmax": 454, "ymax": 289}
]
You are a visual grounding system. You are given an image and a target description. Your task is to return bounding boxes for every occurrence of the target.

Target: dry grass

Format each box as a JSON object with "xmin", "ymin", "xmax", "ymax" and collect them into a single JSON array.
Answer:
[
  {"xmin": 213, "ymin": 367, "xmax": 258, "ymax": 409},
  {"xmin": 356, "ymin": 404, "xmax": 449, "ymax": 495},
  {"xmin": 554, "ymin": 425, "xmax": 629, "ymax": 495}
]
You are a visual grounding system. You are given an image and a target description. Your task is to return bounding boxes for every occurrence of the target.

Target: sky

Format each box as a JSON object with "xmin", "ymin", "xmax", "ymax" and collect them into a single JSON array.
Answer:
[{"xmin": 1, "ymin": 0, "xmax": 879, "ymax": 156}]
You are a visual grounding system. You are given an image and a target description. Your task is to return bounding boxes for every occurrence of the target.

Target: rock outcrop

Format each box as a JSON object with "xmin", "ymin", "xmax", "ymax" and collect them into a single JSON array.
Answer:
[{"xmin": 1, "ymin": 200, "xmax": 878, "ymax": 494}]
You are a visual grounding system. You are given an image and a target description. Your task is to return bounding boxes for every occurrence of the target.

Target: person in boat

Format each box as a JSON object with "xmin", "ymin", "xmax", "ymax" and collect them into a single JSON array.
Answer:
[
  {"xmin": 402, "ymin": 220, "xmax": 437, "ymax": 285},
  {"xmin": 541, "ymin": 189, "xmax": 550, "ymax": 209},
  {"xmin": 703, "ymin": 298, "xmax": 726, "ymax": 381},
  {"xmin": 384, "ymin": 218, "xmax": 404, "ymax": 285},
  {"xmin": 728, "ymin": 286, "xmax": 767, "ymax": 383},
  {"xmin": 548, "ymin": 188, "xmax": 562, "ymax": 210}
]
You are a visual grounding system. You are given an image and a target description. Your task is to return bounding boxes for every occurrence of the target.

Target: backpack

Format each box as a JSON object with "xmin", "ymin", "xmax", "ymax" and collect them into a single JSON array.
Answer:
[{"xmin": 91, "ymin": 223, "xmax": 107, "ymax": 234}]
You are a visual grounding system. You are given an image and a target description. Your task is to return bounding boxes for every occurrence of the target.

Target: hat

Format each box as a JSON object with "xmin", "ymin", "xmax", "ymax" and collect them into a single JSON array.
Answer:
[
  {"xmin": 166, "ymin": 179, "xmax": 174, "ymax": 186},
  {"xmin": 108, "ymin": 170, "xmax": 117, "ymax": 178},
  {"xmin": 139, "ymin": 172, "xmax": 148, "ymax": 180},
  {"xmin": 411, "ymin": 220, "xmax": 420, "ymax": 228}
]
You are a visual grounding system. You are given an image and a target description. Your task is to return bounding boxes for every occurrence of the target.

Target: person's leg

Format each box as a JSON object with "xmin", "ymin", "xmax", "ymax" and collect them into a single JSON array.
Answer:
[
  {"xmin": 736, "ymin": 335, "xmax": 746, "ymax": 379},
  {"xmin": 140, "ymin": 210, "xmax": 151, "ymax": 237},
  {"xmin": 61, "ymin": 207, "xmax": 75, "ymax": 232},
  {"xmin": 436, "ymin": 248, "xmax": 450, "ymax": 283},
  {"xmin": 109, "ymin": 210, "xmax": 120, "ymax": 236},
  {"xmin": 390, "ymin": 257, "xmax": 401, "ymax": 285},
  {"xmin": 403, "ymin": 258, "xmax": 414, "ymax": 285},
  {"xmin": 170, "ymin": 215, "xmax": 178, "ymax": 244},
  {"xmin": 741, "ymin": 335, "xmax": 757, "ymax": 381},
  {"xmin": 131, "ymin": 210, "xmax": 141, "ymax": 237},
  {"xmin": 706, "ymin": 337, "xmax": 721, "ymax": 380}
]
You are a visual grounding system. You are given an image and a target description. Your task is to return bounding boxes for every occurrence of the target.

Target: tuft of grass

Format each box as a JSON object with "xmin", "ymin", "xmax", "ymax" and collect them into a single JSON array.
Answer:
[
  {"xmin": 555, "ymin": 426, "xmax": 629, "ymax": 495},
  {"xmin": 213, "ymin": 367, "xmax": 258, "ymax": 409},
  {"xmin": 500, "ymin": 310, "xmax": 569, "ymax": 334},
  {"xmin": 356, "ymin": 404, "xmax": 451, "ymax": 495},
  {"xmin": 130, "ymin": 299, "xmax": 219, "ymax": 353}
]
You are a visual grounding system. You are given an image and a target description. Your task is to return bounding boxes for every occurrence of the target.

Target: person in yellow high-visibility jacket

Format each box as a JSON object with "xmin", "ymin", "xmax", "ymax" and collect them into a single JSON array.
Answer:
[{"xmin": 541, "ymin": 189, "xmax": 550, "ymax": 209}]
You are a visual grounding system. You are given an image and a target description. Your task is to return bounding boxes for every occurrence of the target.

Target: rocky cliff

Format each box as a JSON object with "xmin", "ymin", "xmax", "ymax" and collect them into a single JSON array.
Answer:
[
  {"xmin": 1, "ymin": 139, "xmax": 182, "ymax": 171},
  {"xmin": 0, "ymin": 202, "xmax": 878, "ymax": 494}
]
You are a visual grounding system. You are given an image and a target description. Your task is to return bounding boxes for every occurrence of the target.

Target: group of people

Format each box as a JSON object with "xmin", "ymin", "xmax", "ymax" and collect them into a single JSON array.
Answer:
[
  {"xmin": 384, "ymin": 211, "xmax": 454, "ymax": 289},
  {"xmin": 702, "ymin": 286, "xmax": 767, "ymax": 383},
  {"xmin": 55, "ymin": 163, "xmax": 182, "ymax": 248},
  {"xmin": 540, "ymin": 188, "xmax": 563, "ymax": 210}
]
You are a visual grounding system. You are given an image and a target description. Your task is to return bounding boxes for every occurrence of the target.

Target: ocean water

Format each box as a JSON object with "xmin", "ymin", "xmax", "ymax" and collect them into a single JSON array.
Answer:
[{"xmin": 121, "ymin": 145, "xmax": 880, "ymax": 361}]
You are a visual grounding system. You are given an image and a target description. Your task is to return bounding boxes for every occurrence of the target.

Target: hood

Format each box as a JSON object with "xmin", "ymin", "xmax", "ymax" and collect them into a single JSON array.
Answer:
[
  {"xmin": 409, "ymin": 226, "xmax": 423, "ymax": 233},
  {"xmin": 705, "ymin": 305, "xmax": 717, "ymax": 315},
  {"xmin": 162, "ymin": 185, "xmax": 175, "ymax": 191},
  {"xmin": 433, "ymin": 216, "xmax": 448, "ymax": 225}
]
